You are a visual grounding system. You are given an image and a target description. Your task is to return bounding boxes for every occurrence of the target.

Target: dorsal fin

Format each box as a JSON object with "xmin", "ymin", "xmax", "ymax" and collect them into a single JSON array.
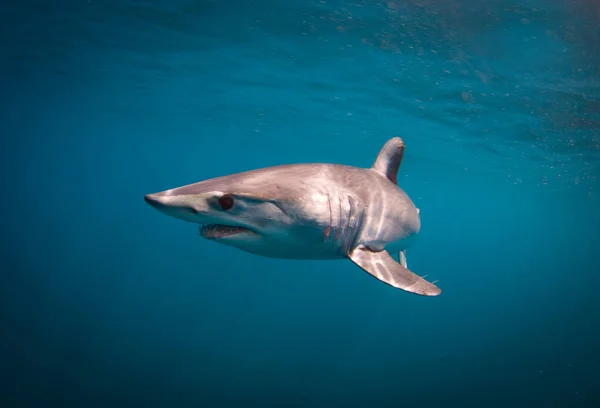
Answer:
[{"xmin": 371, "ymin": 137, "xmax": 405, "ymax": 184}]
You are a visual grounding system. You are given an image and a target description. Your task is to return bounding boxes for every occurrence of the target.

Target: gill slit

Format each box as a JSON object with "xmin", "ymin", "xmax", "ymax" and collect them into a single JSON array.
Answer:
[
  {"xmin": 324, "ymin": 193, "xmax": 333, "ymax": 243},
  {"xmin": 335, "ymin": 195, "xmax": 342, "ymax": 242},
  {"xmin": 340, "ymin": 196, "xmax": 355, "ymax": 254},
  {"xmin": 325, "ymin": 193, "xmax": 365, "ymax": 254}
]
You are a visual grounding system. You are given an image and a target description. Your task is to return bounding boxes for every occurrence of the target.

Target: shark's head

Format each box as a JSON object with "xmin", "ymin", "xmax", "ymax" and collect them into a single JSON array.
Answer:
[{"xmin": 144, "ymin": 168, "xmax": 302, "ymax": 255}]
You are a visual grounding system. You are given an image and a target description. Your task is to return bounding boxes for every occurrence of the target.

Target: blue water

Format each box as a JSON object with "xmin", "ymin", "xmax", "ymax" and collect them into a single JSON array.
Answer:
[{"xmin": 2, "ymin": 0, "xmax": 599, "ymax": 407}]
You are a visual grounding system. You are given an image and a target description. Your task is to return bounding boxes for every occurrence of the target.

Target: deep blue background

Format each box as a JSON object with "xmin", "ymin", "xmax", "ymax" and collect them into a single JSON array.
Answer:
[{"xmin": 1, "ymin": 1, "xmax": 599, "ymax": 407}]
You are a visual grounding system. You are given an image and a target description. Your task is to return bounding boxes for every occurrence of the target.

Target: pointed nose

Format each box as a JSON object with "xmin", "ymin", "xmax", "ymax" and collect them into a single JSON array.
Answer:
[{"xmin": 144, "ymin": 194, "xmax": 164, "ymax": 209}]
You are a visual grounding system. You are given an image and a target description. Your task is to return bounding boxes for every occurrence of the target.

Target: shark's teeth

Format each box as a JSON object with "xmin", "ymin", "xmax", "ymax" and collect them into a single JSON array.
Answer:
[{"xmin": 199, "ymin": 224, "xmax": 251, "ymax": 239}]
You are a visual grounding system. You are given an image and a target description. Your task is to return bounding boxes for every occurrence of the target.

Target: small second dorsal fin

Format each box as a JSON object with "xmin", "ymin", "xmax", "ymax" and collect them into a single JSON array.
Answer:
[{"xmin": 371, "ymin": 137, "xmax": 405, "ymax": 184}]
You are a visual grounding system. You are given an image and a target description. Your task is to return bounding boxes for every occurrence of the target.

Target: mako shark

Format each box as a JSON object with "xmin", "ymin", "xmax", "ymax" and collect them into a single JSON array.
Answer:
[{"xmin": 144, "ymin": 137, "xmax": 441, "ymax": 296}]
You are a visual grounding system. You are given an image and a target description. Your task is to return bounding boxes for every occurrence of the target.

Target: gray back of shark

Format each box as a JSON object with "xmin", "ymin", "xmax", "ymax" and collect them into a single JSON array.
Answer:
[{"xmin": 145, "ymin": 137, "xmax": 441, "ymax": 296}]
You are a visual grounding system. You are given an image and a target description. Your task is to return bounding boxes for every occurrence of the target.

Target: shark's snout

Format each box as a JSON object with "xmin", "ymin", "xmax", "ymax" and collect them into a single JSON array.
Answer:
[
  {"xmin": 144, "ymin": 194, "xmax": 166, "ymax": 210},
  {"xmin": 144, "ymin": 192, "xmax": 189, "ymax": 219}
]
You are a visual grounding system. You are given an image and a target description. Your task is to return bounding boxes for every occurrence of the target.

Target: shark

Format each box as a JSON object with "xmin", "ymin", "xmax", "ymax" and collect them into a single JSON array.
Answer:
[{"xmin": 144, "ymin": 137, "xmax": 441, "ymax": 296}]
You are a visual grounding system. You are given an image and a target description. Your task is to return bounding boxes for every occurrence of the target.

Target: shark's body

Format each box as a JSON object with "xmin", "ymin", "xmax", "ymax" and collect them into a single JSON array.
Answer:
[{"xmin": 145, "ymin": 137, "xmax": 441, "ymax": 296}]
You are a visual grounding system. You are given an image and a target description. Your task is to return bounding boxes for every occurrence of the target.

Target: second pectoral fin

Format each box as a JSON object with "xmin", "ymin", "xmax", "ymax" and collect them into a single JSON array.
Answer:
[
  {"xmin": 348, "ymin": 245, "xmax": 441, "ymax": 296},
  {"xmin": 398, "ymin": 250, "xmax": 408, "ymax": 268}
]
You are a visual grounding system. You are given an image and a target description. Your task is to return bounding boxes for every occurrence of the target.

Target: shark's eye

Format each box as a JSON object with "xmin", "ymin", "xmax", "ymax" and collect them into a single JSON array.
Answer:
[{"xmin": 218, "ymin": 194, "xmax": 234, "ymax": 210}]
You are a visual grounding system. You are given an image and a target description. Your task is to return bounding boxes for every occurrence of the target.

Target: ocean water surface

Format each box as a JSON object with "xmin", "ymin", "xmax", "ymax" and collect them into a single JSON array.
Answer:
[{"xmin": 1, "ymin": 0, "xmax": 599, "ymax": 407}]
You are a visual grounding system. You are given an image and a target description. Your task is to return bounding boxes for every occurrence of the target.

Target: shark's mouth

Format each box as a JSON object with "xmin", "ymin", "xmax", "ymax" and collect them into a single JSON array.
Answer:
[{"xmin": 199, "ymin": 224, "xmax": 255, "ymax": 239}]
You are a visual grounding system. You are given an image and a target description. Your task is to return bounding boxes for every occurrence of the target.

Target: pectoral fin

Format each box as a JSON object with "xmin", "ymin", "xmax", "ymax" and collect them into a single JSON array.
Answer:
[
  {"xmin": 398, "ymin": 250, "xmax": 408, "ymax": 268},
  {"xmin": 348, "ymin": 245, "xmax": 441, "ymax": 296}
]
